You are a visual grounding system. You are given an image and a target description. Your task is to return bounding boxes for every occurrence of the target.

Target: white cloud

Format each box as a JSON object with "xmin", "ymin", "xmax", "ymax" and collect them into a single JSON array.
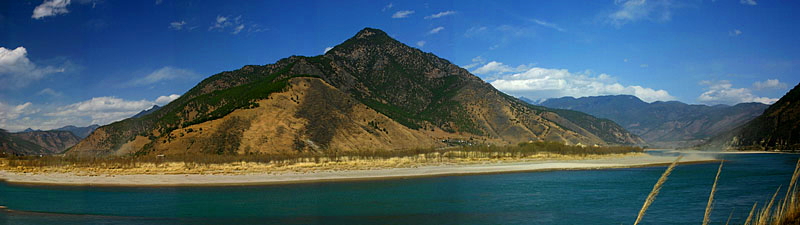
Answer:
[
  {"xmin": 496, "ymin": 25, "xmax": 535, "ymax": 38},
  {"xmin": 32, "ymin": 0, "xmax": 71, "ymax": 19},
  {"xmin": 424, "ymin": 10, "xmax": 456, "ymax": 19},
  {"xmin": 697, "ymin": 80, "xmax": 777, "ymax": 105},
  {"xmin": 729, "ymin": 29, "xmax": 742, "ymax": 36},
  {"xmin": 0, "ymin": 102, "xmax": 35, "ymax": 123},
  {"xmin": 464, "ymin": 26, "xmax": 488, "ymax": 37},
  {"xmin": 607, "ymin": 0, "xmax": 675, "ymax": 27},
  {"xmin": 155, "ymin": 94, "xmax": 180, "ymax": 105},
  {"xmin": 127, "ymin": 66, "xmax": 197, "ymax": 86},
  {"xmin": 462, "ymin": 56, "xmax": 486, "ymax": 70},
  {"xmin": 36, "ymin": 88, "xmax": 62, "ymax": 97},
  {"xmin": 232, "ymin": 24, "xmax": 245, "ymax": 34},
  {"xmin": 382, "ymin": 3, "xmax": 393, "ymax": 12},
  {"xmin": 753, "ymin": 79, "xmax": 788, "ymax": 90},
  {"xmin": 209, "ymin": 15, "xmax": 231, "ymax": 31},
  {"xmin": 640, "ymin": 64, "xmax": 649, "ymax": 68},
  {"xmin": 472, "ymin": 61, "xmax": 531, "ymax": 76},
  {"xmin": 0, "ymin": 46, "xmax": 65, "ymax": 89},
  {"xmin": 381, "ymin": 2, "xmax": 394, "ymax": 12},
  {"xmin": 155, "ymin": 0, "xmax": 163, "ymax": 5},
  {"xmin": 46, "ymin": 97, "xmax": 156, "ymax": 125},
  {"xmin": 169, "ymin": 21, "xmax": 186, "ymax": 30},
  {"xmin": 392, "ymin": 10, "xmax": 415, "ymax": 19},
  {"xmin": 464, "ymin": 25, "xmax": 536, "ymax": 50},
  {"xmin": 477, "ymin": 62, "xmax": 675, "ymax": 102},
  {"xmin": 532, "ymin": 19, "xmax": 565, "ymax": 32},
  {"xmin": 208, "ymin": 15, "xmax": 260, "ymax": 34},
  {"xmin": 0, "ymin": 94, "xmax": 181, "ymax": 131},
  {"xmin": 428, "ymin": 26, "xmax": 444, "ymax": 34},
  {"xmin": 246, "ymin": 24, "xmax": 267, "ymax": 33},
  {"xmin": 416, "ymin": 41, "xmax": 426, "ymax": 47},
  {"xmin": 323, "ymin": 47, "xmax": 333, "ymax": 54},
  {"xmin": 740, "ymin": 0, "xmax": 757, "ymax": 6}
]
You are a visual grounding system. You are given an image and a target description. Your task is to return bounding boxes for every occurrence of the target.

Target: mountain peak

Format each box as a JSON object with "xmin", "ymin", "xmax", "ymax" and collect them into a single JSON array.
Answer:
[
  {"xmin": 354, "ymin": 27, "xmax": 389, "ymax": 39},
  {"xmin": 328, "ymin": 27, "xmax": 400, "ymax": 55}
]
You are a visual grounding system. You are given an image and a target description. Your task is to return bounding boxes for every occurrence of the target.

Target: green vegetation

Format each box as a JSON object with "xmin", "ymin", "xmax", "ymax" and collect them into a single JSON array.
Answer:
[
  {"xmin": 154, "ymin": 62, "xmax": 296, "ymax": 133},
  {"xmin": 326, "ymin": 28, "xmax": 485, "ymax": 134},
  {"xmin": 71, "ymin": 27, "xmax": 645, "ymax": 156},
  {"xmin": 703, "ymin": 82, "xmax": 800, "ymax": 151},
  {"xmin": 86, "ymin": 60, "xmax": 319, "ymax": 153}
]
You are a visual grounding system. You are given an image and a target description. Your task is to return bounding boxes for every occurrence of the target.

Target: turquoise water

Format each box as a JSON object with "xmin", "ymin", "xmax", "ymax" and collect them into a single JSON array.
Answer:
[{"xmin": 1, "ymin": 152, "xmax": 798, "ymax": 224}]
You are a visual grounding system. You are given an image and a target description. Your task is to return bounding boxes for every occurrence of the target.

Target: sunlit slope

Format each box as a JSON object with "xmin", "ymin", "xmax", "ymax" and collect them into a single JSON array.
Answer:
[{"xmin": 68, "ymin": 28, "xmax": 643, "ymax": 157}]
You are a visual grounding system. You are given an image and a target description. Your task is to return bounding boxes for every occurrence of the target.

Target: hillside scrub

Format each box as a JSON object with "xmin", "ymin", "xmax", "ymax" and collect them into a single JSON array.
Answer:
[{"xmin": 0, "ymin": 141, "xmax": 642, "ymax": 174}]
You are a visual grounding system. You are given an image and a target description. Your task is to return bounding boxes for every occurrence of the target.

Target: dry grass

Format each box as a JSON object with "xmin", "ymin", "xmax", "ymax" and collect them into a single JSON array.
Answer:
[
  {"xmin": 745, "ymin": 202, "xmax": 758, "ymax": 225},
  {"xmin": 746, "ymin": 159, "xmax": 800, "ymax": 225},
  {"xmin": 634, "ymin": 158, "xmax": 800, "ymax": 225},
  {"xmin": 0, "ymin": 142, "xmax": 643, "ymax": 175},
  {"xmin": 643, "ymin": 158, "xmax": 800, "ymax": 225},
  {"xmin": 704, "ymin": 161, "xmax": 724, "ymax": 225},
  {"xmin": 633, "ymin": 155, "xmax": 683, "ymax": 225}
]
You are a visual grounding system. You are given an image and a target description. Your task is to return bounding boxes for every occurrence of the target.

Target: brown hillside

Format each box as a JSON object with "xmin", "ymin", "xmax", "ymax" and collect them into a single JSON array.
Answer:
[
  {"xmin": 67, "ymin": 28, "xmax": 643, "ymax": 157},
  {"xmin": 11, "ymin": 131, "xmax": 80, "ymax": 154}
]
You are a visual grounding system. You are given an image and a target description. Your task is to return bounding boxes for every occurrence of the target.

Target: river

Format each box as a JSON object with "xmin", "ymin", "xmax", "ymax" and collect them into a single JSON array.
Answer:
[{"xmin": 1, "ymin": 151, "xmax": 797, "ymax": 224}]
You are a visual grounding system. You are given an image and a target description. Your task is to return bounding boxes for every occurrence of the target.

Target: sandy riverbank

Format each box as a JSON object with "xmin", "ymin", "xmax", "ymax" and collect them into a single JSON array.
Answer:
[{"xmin": 0, "ymin": 153, "xmax": 718, "ymax": 187}]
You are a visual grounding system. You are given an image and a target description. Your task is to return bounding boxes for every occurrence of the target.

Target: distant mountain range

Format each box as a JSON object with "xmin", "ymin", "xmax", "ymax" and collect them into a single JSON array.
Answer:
[
  {"xmin": 19, "ymin": 124, "xmax": 99, "ymax": 139},
  {"xmin": 53, "ymin": 124, "xmax": 100, "ymax": 139},
  {"xmin": 0, "ymin": 124, "xmax": 99, "ymax": 155},
  {"xmin": 537, "ymin": 95, "xmax": 768, "ymax": 148},
  {"xmin": 702, "ymin": 82, "xmax": 800, "ymax": 150},
  {"xmin": 1, "ymin": 129, "xmax": 48, "ymax": 156},
  {"xmin": 67, "ymin": 28, "xmax": 644, "ymax": 157},
  {"xmin": 9, "ymin": 130, "xmax": 81, "ymax": 154}
]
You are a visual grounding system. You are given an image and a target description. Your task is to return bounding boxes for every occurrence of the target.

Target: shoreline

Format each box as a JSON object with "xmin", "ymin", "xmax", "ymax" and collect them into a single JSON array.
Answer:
[
  {"xmin": 0, "ymin": 153, "xmax": 718, "ymax": 187},
  {"xmin": 650, "ymin": 149, "xmax": 800, "ymax": 154}
]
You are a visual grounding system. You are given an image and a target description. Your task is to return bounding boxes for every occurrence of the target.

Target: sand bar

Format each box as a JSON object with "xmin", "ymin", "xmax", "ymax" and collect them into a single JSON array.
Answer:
[{"xmin": 0, "ymin": 153, "xmax": 718, "ymax": 187}]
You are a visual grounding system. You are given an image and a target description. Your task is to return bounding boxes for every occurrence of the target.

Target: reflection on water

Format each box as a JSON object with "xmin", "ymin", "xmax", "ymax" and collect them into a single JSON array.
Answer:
[{"xmin": 1, "ymin": 151, "xmax": 798, "ymax": 225}]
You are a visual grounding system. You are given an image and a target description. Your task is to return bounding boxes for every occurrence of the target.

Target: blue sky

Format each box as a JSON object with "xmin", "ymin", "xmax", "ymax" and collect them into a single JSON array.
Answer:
[{"xmin": 1, "ymin": 0, "xmax": 798, "ymax": 131}]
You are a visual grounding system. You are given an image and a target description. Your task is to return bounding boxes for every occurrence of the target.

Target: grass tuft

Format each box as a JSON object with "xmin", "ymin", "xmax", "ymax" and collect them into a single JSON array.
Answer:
[
  {"xmin": 703, "ymin": 161, "xmax": 724, "ymax": 225},
  {"xmin": 633, "ymin": 155, "xmax": 683, "ymax": 225}
]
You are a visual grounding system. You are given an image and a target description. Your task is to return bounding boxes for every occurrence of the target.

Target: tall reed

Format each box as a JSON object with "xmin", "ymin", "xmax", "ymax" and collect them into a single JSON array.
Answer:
[
  {"xmin": 744, "ymin": 202, "xmax": 758, "ymax": 225},
  {"xmin": 673, "ymin": 158, "xmax": 800, "ymax": 225},
  {"xmin": 747, "ymin": 158, "xmax": 800, "ymax": 225},
  {"xmin": 704, "ymin": 161, "xmax": 724, "ymax": 225},
  {"xmin": 633, "ymin": 155, "xmax": 683, "ymax": 225}
]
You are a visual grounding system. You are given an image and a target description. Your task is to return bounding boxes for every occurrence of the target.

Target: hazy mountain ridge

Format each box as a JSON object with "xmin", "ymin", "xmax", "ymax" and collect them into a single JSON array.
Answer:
[
  {"xmin": 67, "ymin": 28, "xmax": 643, "ymax": 157},
  {"xmin": 0, "ymin": 125, "xmax": 98, "ymax": 155},
  {"xmin": 10, "ymin": 130, "xmax": 81, "ymax": 154},
  {"xmin": 0, "ymin": 129, "xmax": 48, "ymax": 156},
  {"xmin": 53, "ymin": 124, "xmax": 100, "ymax": 139},
  {"xmin": 538, "ymin": 95, "xmax": 768, "ymax": 148},
  {"xmin": 702, "ymin": 82, "xmax": 800, "ymax": 150}
]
